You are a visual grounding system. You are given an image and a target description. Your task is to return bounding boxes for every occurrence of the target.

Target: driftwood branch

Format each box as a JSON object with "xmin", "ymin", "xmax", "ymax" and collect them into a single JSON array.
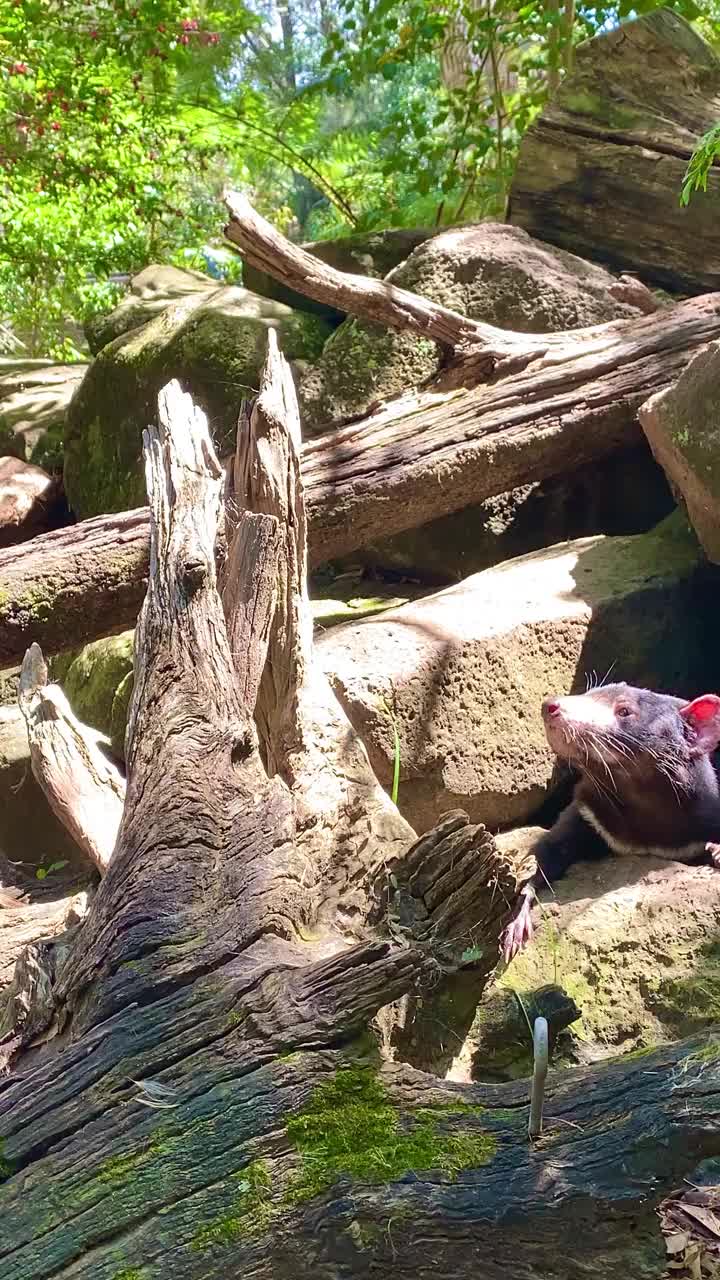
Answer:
[
  {"xmin": 2, "ymin": 292, "xmax": 719, "ymax": 668},
  {"xmin": 224, "ymin": 190, "xmax": 545, "ymax": 370}
]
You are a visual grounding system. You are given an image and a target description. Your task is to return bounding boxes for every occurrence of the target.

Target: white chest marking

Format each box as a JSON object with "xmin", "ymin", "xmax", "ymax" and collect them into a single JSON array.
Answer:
[{"xmin": 577, "ymin": 802, "xmax": 706, "ymax": 863}]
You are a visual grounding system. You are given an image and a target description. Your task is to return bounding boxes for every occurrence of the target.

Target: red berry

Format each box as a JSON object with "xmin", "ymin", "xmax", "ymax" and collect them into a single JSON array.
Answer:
[
  {"xmin": 36, "ymin": 124, "xmax": 44, "ymax": 135},
  {"xmin": 178, "ymin": 32, "xmax": 189, "ymax": 43},
  {"xmin": 89, "ymin": 27, "xmax": 98, "ymax": 36},
  {"xmin": 46, "ymin": 90, "xmax": 54, "ymax": 102},
  {"xmin": 51, "ymin": 121, "xmax": 61, "ymax": 131}
]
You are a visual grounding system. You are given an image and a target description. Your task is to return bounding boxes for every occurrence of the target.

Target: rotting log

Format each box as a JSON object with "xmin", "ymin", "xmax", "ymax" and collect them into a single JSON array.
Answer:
[
  {"xmin": 508, "ymin": 8, "xmax": 720, "ymax": 293},
  {"xmin": 2, "ymin": 288, "xmax": 720, "ymax": 667},
  {"xmin": 3, "ymin": 359, "xmax": 720, "ymax": 1278}
]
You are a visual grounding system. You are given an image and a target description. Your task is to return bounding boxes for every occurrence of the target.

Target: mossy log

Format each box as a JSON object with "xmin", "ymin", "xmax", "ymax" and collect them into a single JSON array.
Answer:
[
  {"xmin": 2, "ymin": 284, "xmax": 720, "ymax": 667},
  {"xmin": 508, "ymin": 9, "xmax": 720, "ymax": 293},
  {"xmin": 3, "ymin": 350, "xmax": 720, "ymax": 1278}
]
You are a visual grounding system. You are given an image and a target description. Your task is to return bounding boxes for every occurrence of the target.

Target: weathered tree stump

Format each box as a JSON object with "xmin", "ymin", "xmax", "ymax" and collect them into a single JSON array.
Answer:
[{"xmin": 3, "ymin": 342, "xmax": 720, "ymax": 1278}]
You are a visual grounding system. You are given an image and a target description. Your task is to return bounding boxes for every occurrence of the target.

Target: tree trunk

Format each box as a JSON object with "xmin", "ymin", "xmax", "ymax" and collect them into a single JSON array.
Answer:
[
  {"xmin": 508, "ymin": 8, "xmax": 720, "ymax": 293},
  {"xmin": 2, "ymin": 287, "xmax": 719, "ymax": 667},
  {"xmin": 2, "ymin": 345, "xmax": 720, "ymax": 1277}
]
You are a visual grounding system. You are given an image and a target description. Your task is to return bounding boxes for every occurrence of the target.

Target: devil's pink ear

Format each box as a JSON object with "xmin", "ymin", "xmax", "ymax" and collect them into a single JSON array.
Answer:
[{"xmin": 680, "ymin": 695, "xmax": 720, "ymax": 754}]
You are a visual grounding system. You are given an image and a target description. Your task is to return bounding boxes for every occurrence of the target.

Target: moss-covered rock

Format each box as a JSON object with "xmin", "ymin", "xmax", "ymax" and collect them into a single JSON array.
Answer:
[
  {"xmin": 64, "ymin": 287, "xmax": 333, "ymax": 519},
  {"xmin": 85, "ymin": 263, "xmax": 216, "ymax": 353},
  {"xmin": 299, "ymin": 222, "xmax": 649, "ymax": 432},
  {"xmin": 60, "ymin": 632, "xmax": 134, "ymax": 740},
  {"xmin": 451, "ymin": 824, "xmax": 720, "ymax": 1077}
]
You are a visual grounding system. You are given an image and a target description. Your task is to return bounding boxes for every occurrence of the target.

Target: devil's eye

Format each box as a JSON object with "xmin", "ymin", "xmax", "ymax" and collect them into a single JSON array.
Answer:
[{"xmin": 616, "ymin": 706, "xmax": 632, "ymax": 718}]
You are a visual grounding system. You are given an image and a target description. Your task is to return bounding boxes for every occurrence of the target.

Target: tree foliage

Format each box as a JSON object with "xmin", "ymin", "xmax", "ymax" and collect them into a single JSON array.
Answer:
[{"xmin": 0, "ymin": 0, "xmax": 717, "ymax": 356}]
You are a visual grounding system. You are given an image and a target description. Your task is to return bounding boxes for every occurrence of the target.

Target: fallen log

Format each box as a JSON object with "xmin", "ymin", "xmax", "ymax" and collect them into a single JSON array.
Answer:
[
  {"xmin": 2, "ymin": 363, "xmax": 720, "ymax": 1277},
  {"xmin": 2, "ymin": 290, "xmax": 720, "ymax": 668},
  {"xmin": 508, "ymin": 8, "xmax": 720, "ymax": 293}
]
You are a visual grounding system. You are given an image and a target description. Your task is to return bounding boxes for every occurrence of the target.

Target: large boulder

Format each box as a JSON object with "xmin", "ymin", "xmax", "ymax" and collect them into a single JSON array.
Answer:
[
  {"xmin": 317, "ymin": 513, "xmax": 720, "ymax": 835},
  {"xmin": 299, "ymin": 222, "xmax": 652, "ymax": 432},
  {"xmin": 85, "ymin": 264, "xmax": 216, "ymax": 354},
  {"xmin": 345, "ymin": 444, "xmax": 673, "ymax": 584},
  {"xmin": 508, "ymin": 9, "xmax": 720, "ymax": 294},
  {"xmin": 64, "ymin": 287, "xmax": 333, "ymax": 519},
  {"xmin": 448, "ymin": 827, "xmax": 720, "ymax": 1079},
  {"xmin": 0, "ymin": 360, "xmax": 87, "ymax": 471},
  {"xmin": 0, "ymin": 457, "xmax": 65, "ymax": 548},
  {"xmin": 243, "ymin": 227, "xmax": 435, "ymax": 321},
  {"xmin": 640, "ymin": 340, "xmax": 720, "ymax": 566}
]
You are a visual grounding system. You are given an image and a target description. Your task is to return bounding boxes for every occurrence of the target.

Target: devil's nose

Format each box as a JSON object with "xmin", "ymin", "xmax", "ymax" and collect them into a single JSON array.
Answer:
[{"xmin": 543, "ymin": 698, "xmax": 562, "ymax": 719}]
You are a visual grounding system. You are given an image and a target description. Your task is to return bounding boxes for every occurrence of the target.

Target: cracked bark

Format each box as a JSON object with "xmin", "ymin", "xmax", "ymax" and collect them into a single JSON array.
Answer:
[{"xmin": 2, "ymin": 347, "xmax": 720, "ymax": 1279}]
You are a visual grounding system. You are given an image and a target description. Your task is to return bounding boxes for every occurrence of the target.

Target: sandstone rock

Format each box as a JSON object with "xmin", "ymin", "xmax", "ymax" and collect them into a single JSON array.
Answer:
[
  {"xmin": 0, "ymin": 360, "xmax": 87, "ymax": 470},
  {"xmin": 85, "ymin": 264, "xmax": 216, "ymax": 353},
  {"xmin": 318, "ymin": 513, "xmax": 720, "ymax": 835},
  {"xmin": 0, "ymin": 457, "xmax": 64, "ymax": 548},
  {"xmin": 347, "ymin": 444, "xmax": 673, "ymax": 584},
  {"xmin": 640, "ymin": 340, "xmax": 720, "ymax": 566},
  {"xmin": 448, "ymin": 825, "xmax": 720, "ymax": 1079},
  {"xmin": 64, "ymin": 287, "xmax": 333, "ymax": 519},
  {"xmin": 243, "ymin": 227, "xmax": 434, "ymax": 321},
  {"xmin": 299, "ymin": 222, "xmax": 648, "ymax": 432}
]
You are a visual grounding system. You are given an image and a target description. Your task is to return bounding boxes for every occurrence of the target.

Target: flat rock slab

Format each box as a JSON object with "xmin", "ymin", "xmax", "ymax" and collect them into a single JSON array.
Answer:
[
  {"xmin": 449, "ymin": 826, "xmax": 720, "ymax": 1078},
  {"xmin": 640, "ymin": 340, "xmax": 720, "ymax": 565},
  {"xmin": 318, "ymin": 515, "xmax": 720, "ymax": 834},
  {"xmin": 508, "ymin": 9, "xmax": 720, "ymax": 293}
]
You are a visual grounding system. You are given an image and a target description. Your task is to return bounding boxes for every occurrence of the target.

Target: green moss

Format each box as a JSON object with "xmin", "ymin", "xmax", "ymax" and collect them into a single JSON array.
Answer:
[
  {"xmin": 112, "ymin": 1270, "xmax": 146, "ymax": 1280},
  {"xmin": 618, "ymin": 1045, "xmax": 657, "ymax": 1062},
  {"xmin": 98, "ymin": 1135, "xmax": 164, "ymax": 1186},
  {"xmin": 0, "ymin": 1139, "xmax": 12, "ymax": 1181},
  {"xmin": 18, "ymin": 584, "xmax": 54, "ymax": 624},
  {"xmin": 651, "ymin": 941, "xmax": 720, "ymax": 1032},
  {"xmin": 192, "ymin": 1160, "xmax": 273, "ymax": 1249},
  {"xmin": 284, "ymin": 1067, "xmax": 495, "ymax": 1204},
  {"xmin": 63, "ymin": 632, "xmax": 134, "ymax": 737},
  {"xmin": 685, "ymin": 1037, "xmax": 720, "ymax": 1066},
  {"xmin": 192, "ymin": 1068, "xmax": 496, "ymax": 1252}
]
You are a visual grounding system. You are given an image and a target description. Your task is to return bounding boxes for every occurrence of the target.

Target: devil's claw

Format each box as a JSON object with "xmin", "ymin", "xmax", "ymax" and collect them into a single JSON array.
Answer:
[{"xmin": 501, "ymin": 903, "xmax": 534, "ymax": 964}]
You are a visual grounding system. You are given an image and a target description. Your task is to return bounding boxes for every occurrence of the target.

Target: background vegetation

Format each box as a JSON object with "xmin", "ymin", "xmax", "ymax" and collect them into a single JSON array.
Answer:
[{"xmin": 1, "ymin": 0, "xmax": 718, "ymax": 359}]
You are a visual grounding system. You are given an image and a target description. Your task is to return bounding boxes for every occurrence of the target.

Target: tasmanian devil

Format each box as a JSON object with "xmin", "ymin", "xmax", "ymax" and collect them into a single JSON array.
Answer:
[{"xmin": 501, "ymin": 682, "xmax": 720, "ymax": 962}]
